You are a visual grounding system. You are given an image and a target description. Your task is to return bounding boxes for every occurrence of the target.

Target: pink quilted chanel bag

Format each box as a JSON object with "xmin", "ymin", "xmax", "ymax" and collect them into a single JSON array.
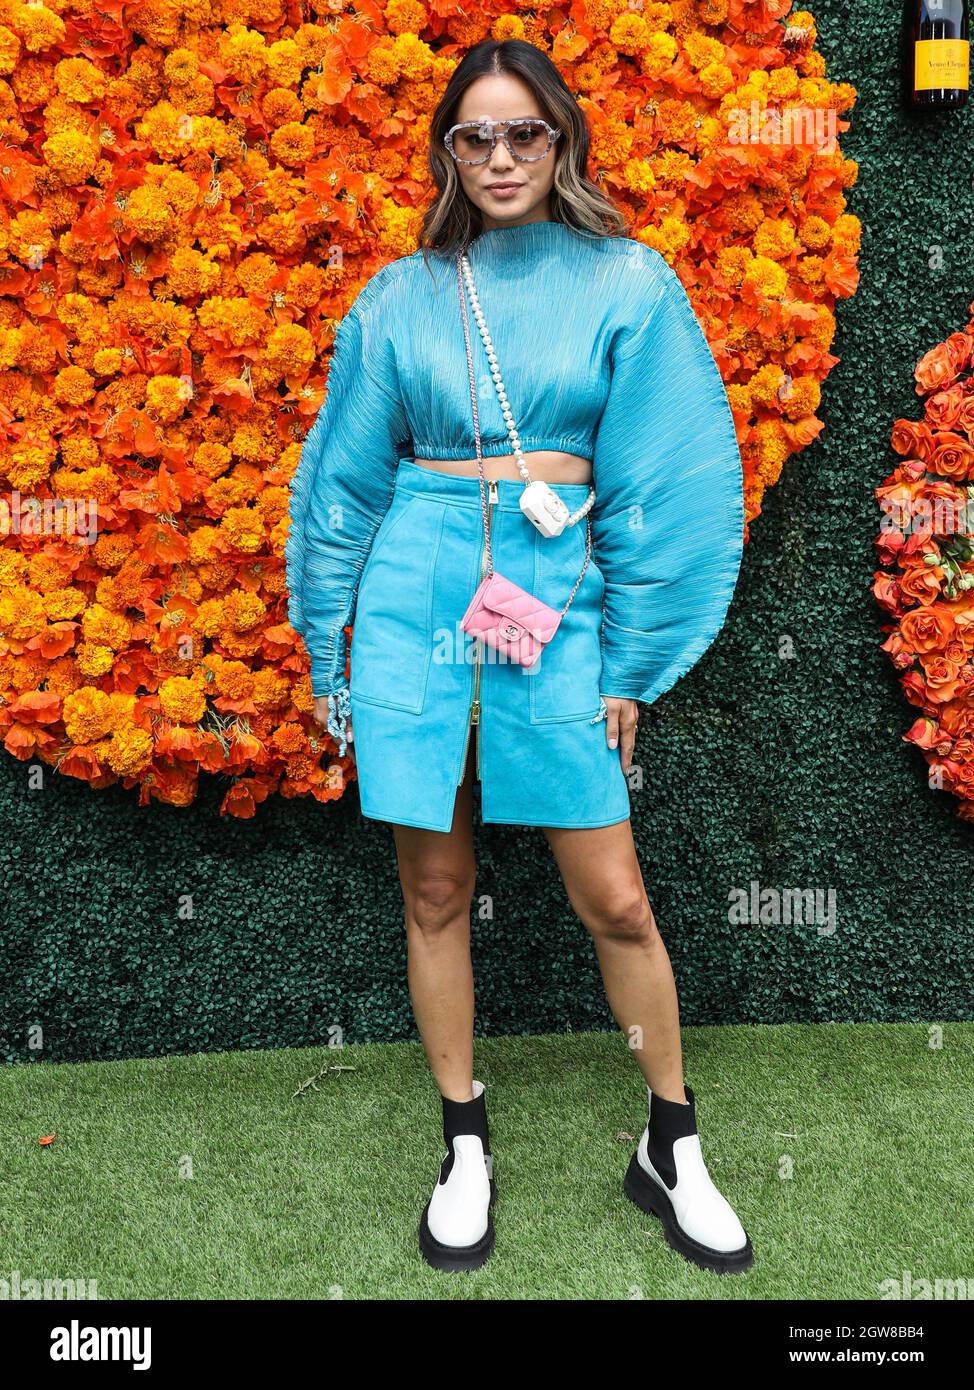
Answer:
[
  {"xmin": 461, "ymin": 570, "xmax": 563, "ymax": 669},
  {"xmin": 456, "ymin": 253, "xmax": 591, "ymax": 669}
]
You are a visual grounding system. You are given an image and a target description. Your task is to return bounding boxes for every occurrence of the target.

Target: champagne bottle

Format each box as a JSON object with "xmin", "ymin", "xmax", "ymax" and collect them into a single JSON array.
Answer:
[{"xmin": 907, "ymin": 0, "xmax": 970, "ymax": 108}]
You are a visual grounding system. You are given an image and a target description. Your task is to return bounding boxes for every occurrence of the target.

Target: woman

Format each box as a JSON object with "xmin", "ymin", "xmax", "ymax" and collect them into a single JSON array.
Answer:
[{"xmin": 286, "ymin": 38, "xmax": 752, "ymax": 1276}]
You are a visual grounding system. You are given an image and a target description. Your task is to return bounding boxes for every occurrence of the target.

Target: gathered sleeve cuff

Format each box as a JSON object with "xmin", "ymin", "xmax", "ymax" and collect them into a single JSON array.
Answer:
[
  {"xmin": 591, "ymin": 254, "xmax": 745, "ymax": 705},
  {"xmin": 284, "ymin": 284, "xmax": 412, "ymax": 697}
]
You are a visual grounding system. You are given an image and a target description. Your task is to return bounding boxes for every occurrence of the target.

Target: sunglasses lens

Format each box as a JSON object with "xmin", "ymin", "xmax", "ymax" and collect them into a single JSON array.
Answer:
[
  {"xmin": 453, "ymin": 128, "xmax": 492, "ymax": 161},
  {"xmin": 507, "ymin": 121, "xmax": 550, "ymax": 157}
]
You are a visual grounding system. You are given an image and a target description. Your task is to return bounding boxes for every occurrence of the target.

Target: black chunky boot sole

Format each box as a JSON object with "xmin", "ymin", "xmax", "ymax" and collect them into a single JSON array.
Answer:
[
  {"xmin": 418, "ymin": 1178, "xmax": 497, "ymax": 1273},
  {"xmin": 624, "ymin": 1153, "xmax": 753, "ymax": 1275}
]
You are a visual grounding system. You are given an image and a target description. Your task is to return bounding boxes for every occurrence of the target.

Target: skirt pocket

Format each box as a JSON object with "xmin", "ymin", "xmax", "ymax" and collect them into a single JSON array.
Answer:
[
  {"xmin": 350, "ymin": 493, "xmax": 446, "ymax": 713},
  {"xmin": 528, "ymin": 521, "xmax": 605, "ymax": 725}
]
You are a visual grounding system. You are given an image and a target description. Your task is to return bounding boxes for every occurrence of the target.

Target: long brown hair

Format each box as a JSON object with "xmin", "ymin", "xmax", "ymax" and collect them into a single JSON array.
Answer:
[{"xmin": 419, "ymin": 38, "xmax": 628, "ymax": 266}]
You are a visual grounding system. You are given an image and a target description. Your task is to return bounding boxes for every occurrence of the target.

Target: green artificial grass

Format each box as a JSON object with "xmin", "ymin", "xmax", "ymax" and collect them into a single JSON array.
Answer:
[{"xmin": 3, "ymin": 1022, "xmax": 972, "ymax": 1301}]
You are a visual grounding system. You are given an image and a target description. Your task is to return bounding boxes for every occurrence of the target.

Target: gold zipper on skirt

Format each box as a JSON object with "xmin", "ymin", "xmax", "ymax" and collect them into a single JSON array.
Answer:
[{"xmin": 458, "ymin": 478, "xmax": 498, "ymax": 787}]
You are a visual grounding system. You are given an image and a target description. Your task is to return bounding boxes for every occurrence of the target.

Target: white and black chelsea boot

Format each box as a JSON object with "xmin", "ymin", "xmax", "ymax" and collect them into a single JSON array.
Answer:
[
  {"xmin": 418, "ymin": 1079, "xmax": 496, "ymax": 1272},
  {"xmin": 624, "ymin": 1082, "xmax": 753, "ymax": 1274}
]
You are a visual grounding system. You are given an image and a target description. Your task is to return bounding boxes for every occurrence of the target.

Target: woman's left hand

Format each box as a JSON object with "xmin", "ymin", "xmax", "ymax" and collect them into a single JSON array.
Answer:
[{"xmin": 604, "ymin": 697, "xmax": 639, "ymax": 774}]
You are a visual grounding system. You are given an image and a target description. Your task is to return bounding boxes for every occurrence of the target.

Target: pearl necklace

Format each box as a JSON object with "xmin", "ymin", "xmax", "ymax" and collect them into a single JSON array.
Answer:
[{"xmin": 459, "ymin": 252, "xmax": 597, "ymax": 528}]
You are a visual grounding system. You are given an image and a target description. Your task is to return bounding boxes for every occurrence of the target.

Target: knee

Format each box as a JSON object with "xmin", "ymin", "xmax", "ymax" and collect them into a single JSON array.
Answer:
[
  {"xmin": 404, "ymin": 867, "xmax": 475, "ymax": 936},
  {"xmin": 587, "ymin": 886, "xmax": 658, "ymax": 945}
]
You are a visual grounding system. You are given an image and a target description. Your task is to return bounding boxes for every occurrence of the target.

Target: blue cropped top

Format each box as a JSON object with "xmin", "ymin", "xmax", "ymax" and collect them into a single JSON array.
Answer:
[{"xmin": 285, "ymin": 220, "xmax": 745, "ymax": 708}]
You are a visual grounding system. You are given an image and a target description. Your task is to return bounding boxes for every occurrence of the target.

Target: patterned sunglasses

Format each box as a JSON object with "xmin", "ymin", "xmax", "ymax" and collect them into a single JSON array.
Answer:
[{"xmin": 444, "ymin": 118, "xmax": 562, "ymax": 166}]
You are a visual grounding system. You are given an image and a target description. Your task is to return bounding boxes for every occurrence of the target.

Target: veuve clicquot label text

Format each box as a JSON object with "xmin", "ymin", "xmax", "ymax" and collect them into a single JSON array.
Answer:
[{"xmin": 914, "ymin": 37, "xmax": 970, "ymax": 89}]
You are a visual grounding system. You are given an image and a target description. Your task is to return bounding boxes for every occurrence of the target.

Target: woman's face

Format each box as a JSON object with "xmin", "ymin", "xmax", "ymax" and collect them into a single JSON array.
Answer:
[{"xmin": 450, "ymin": 74, "xmax": 559, "ymax": 231}]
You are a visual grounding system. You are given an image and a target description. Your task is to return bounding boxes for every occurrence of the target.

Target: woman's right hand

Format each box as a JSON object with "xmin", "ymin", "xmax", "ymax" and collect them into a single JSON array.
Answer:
[{"xmin": 314, "ymin": 695, "xmax": 353, "ymax": 746}]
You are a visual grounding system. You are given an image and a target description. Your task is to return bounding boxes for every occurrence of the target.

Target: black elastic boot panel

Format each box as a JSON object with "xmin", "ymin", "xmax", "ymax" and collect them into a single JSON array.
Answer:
[
  {"xmin": 439, "ymin": 1088, "xmax": 491, "ymax": 1185},
  {"xmin": 646, "ymin": 1083, "xmax": 697, "ymax": 1190}
]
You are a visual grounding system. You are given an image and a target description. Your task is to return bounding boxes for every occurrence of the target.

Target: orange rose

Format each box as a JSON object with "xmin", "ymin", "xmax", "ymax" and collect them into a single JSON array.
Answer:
[
  {"xmin": 952, "ymin": 762, "xmax": 974, "ymax": 791},
  {"xmin": 955, "ymin": 394, "xmax": 974, "ymax": 438},
  {"xmin": 922, "ymin": 479, "xmax": 970, "ymax": 538},
  {"xmin": 915, "ymin": 341, "xmax": 958, "ymax": 394},
  {"xmin": 925, "ymin": 385, "xmax": 965, "ymax": 431},
  {"xmin": 940, "ymin": 697, "xmax": 974, "ymax": 736},
  {"xmin": 899, "ymin": 562, "xmax": 944, "ymax": 605},
  {"xmin": 890, "ymin": 418, "xmax": 935, "ymax": 461},
  {"xmin": 881, "ymin": 628, "xmax": 916, "ymax": 668},
  {"xmin": 919, "ymin": 652, "xmax": 965, "ymax": 703},
  {"xmin": 904, "ymin": 715, "xmax": 939, "ymax": 749},
  {"xmin": 900, "ymin": 670, "xmax": 929, "ymax": 707},
  {"xmin": 944, "ymin": 331, "xmax": 974, "ymax": 374},
  {"xmin": 943, "ymin": 593, "xmax": 974, "ymax": 634},
  {"xmin": 930, "ymin": 431, "xmax": 974, "ymax": 480},
  {"xmin": 943, "ymin": 639, "xmax": 971, "ymax": 665},
  {"xmin": 901, "ymin": 525, "xmax": 936, "ymax": 556},
  {"xmin": 872, "ymin": 571, "xmax": 902, "ymax": 613},
  {"xmin": 900, "ymin": 603, "xmax": 957, "ymax": 652},
  {"xmin": 876, "ymin": 479, "xmax": 915, "ymax": 532},
  {"xmin": 875, "ymin": 529, "xmax": 904, "ymax": 566}
]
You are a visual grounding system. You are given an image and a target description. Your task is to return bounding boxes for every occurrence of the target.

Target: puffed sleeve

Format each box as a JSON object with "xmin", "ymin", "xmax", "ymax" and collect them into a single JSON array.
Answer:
[
  {"xmin": 285, "ymin": 279, "xmax": 412, "ymax": 699},
  {"xmin": 591, "ymin": 254, "xmax": 745, "ymax": 705}
]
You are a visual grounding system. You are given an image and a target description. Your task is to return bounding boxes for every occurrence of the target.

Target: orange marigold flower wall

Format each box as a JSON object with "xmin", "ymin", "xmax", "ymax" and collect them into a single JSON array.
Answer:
[{"xmin": 0, "ymin": 1, "xmax": 859, "ymax": 815}]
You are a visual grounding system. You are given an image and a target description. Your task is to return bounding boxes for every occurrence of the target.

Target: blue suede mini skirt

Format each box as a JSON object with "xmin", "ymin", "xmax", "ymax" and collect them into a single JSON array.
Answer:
[{"xmin": 348, "ymin": 459, "xmax": 633, "ymax": 833}]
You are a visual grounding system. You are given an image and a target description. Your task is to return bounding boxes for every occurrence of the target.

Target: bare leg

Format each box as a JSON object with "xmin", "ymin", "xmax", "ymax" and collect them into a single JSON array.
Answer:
[
  {"xmin": 543, "ymin": 818, "xmax": 686, "ymax": 1103},
  {"xmin": 392, "ymin": 737, "xmax": 478, "ymax": 1103}
]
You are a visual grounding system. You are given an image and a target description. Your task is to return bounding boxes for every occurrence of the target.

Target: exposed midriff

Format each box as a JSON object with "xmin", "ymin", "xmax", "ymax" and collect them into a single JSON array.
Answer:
[{"xmin": 413, "ymin": 449, "xmax": 593, "ymax": 484}]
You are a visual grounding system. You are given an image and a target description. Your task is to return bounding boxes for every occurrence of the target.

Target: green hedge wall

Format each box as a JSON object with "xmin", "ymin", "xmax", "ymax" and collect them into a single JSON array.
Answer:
[{"xmin": 2, "ymin": 3, "xmax": 973, "ymax": 1065}]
